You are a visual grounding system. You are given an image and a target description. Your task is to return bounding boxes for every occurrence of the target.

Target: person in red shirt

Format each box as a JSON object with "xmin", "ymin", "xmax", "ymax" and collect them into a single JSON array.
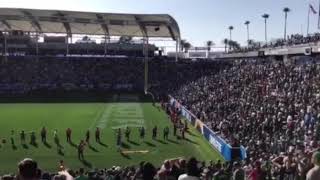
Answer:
[{"xmin": 248, "ymin": 161, "xmax": 265, "ymax": 180}]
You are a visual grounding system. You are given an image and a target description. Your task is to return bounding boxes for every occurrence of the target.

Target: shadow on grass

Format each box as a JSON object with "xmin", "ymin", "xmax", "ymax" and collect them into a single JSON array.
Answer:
[
  {"xmin": 30, "ymin": 142, "xmax": 38, "ymax": 148},
  {"xmin": 81, "ymin": 159, "xmax": 92, "ymax": 168},
  {"xmin": 167, "ymin": 139, "xmax": 180, "ymax": 144},
  {"xmin": 89, "ymin": 145, "xmax": 99, "ymax": 152},
  {"xmin": 121, "ymin": 142, "xmax": 131, "ymax": 149},
  {"xmin": 12, "ymin": 144, "xmax": 17, "ymax": 150},
  {"xmin": 187, "ymin": 131, "xmax": 198, "ymax": 137},
  {"xmin": 22, "ymin": 144, "xmax": 28, "ymax": 149},
  {"xmin": 144, "ymin": 141, "xmax": 156, "ymax": 147},
  {"xmin": 128, "ymin": 140, "xmax": 140, "ymax": 146},
  {"xmin": 69, "ymin": 140, "xmax": 78, "ymax": 148},
  {"xmin": 43, "ymin": 141, "xmax": 52, "ymax": 149},
  {"xmin": 155, "ymin": 139, "xmax": 168, "ymax": 144},
  {"xmin": 58, "ymin": 149, "xmax": 64, "ymax": 156},
  {"xmin": 185, "ymin": 138, "xmax": 199, "ymax": 145},
  {"xmin": 120, "ymin": 152, "xmax": 131, "ymax": 159},
  {"xmin": 98, "ymin": 141, "xmax": 108, "ymax": 148}
]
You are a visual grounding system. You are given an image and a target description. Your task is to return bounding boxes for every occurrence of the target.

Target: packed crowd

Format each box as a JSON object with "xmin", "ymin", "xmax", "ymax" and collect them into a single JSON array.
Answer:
[
  {"xmin": 0, "ymin": 57, "xmax": 220, "ymax": 96},
  {"xmin": 2, "ymin": 151, "xmax": 320, "ymax": 180},
  {"xmin": 173, "ymin": 57, "xmax": 320, "ymax": 179}
]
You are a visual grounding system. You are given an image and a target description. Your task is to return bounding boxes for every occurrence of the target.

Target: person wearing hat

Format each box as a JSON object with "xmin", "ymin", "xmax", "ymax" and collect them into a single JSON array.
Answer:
[{"xmin": 306, "ymin": 151, "xmax": 320, "ymax": 180}]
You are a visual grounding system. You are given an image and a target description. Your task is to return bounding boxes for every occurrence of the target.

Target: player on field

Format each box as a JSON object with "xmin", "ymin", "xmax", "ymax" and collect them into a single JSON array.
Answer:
[
  {"xmin": 173, "ymin": 123, "xmax": 177, "ymax": 137},
  {"xmin": 30, "ymin": 132, "xmax": 36, "ymax": 145},
  {"xmin": 139, "ymin": 126, "xmax": 145, "ymax": 139},
  {"xmin": 41, "ymin": 127, "xmax": 47, "ymax": 143},
  {"xmin": 85, "ymin": 130, "xmax": 90, "ymax": 143},
  {"xmin": 116, "ymin": 128, "xmax": 122, "ymax": 152},
  {"xmin": 163, "ymin": 126, "xmax": 169, "ymax": 140},
  {"xmin": 95, "ymin": 127, "xmax": 101, "ymax": 143},
  {"xmin": 20, "ymin": 130, "xmax": 26, "ymax": 144},
  {"xmin": 78, "ymin": 140, "xmax": 85, "ymax": 160},
  {"xmin": 54, "ymin": 129, "xmax": 59, "ymax": 145},
  {"xmin": 125, "ymin": 127, "xmax": 131, "ymax": 141},
  {"xmin": 66, "ymin": 128, "xmax": 72, "ymax": 142},
  {"xmin": 181, "ymin": 127, "xmax": 185, "ymax": 139},
  {"xmin": 152, "ymin": 126, "xmax": 158, "ymax": 139},
  {"xmin": 10, "ymin": 130, "xmax": 14, "ymax": 145}
]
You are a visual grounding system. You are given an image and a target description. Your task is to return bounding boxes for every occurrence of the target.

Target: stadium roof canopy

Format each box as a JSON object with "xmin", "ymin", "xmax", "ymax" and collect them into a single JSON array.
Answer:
[{"xmin": 0, "ymin": 8, "xmax": 181, "ymax": 40}]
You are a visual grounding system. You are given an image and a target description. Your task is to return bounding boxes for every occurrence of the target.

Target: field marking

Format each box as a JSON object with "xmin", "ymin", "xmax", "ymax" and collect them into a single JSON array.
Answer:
[
  {"xmin": 110, "ymin": 103, "xmax": 145, "ymax": 129},
  {"xmin": 89, "ymin": 104, "xmax": 112, "ymax": 130}
]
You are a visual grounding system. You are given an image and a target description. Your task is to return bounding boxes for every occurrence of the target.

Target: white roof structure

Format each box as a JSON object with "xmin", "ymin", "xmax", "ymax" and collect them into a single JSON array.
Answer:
[{"xmin": 0, "ymin": 8, "xmax": 181, "ymax": 40}]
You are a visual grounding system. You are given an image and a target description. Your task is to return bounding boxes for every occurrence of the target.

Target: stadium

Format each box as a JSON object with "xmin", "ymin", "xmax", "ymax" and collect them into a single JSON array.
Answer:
[{"xmin": 0, "ymin": 0, "xmax": 320, "ymax": 180}]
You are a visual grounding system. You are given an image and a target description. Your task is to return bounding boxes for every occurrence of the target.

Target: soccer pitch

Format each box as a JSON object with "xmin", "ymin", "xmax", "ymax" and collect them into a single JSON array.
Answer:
[{"xmin": 0, "ymin": 100, "xmax": 223, "ymax": 174}]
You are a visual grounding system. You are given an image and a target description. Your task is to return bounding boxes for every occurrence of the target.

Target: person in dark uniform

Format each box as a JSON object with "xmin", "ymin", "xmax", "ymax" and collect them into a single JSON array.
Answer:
[
  {"xmin": 181, "ymin": 127, "xmax": 185, "ymax": 139},
  {"xmin": 66, "ymin": 128, "xmax": 72, "ymax": 143},
  {"xmin": 173, "ymin": 123, "xmax": 177, "ymax": 137},
  {"xmin": 152, "ymin": 126, "xmax": 157, "ymax": 139},
  {"xmin": 78, "ymin": 140, "xmax": 85, "ymax": 160},
  {"xmin": 95, "ymin": 127, "xmax": 101, "ymax": 143},
  {"xmin": 20, "ymin": 130, "xmax": 26, "ymax": 144},
  {"xmin": 116, "ymin": 129, "xmax": 122, "ymax": 152},
  {"xmin": 30, "ymin": 132, "xmax": 36, "ymax": 145},
  {"xmin": 85, "ymin": 130, "xmax": 90, "ymax": 144},
  {"xmin": 163, "ymin": 126, "xmax": 169, "ymax": 140},
  {"xmin": 140, "ymin": 126, "xmax": 145, "ymax": 139},
  {"xmin": 41, "ymin": 127, "xmax": 47, "ymax": 143},
  {"xmin": 10, "ymin": 130, "xmax": 15, "ymax": 145},
  {"xmin": 125, "ymin": 127, "xmax": 131, "ymax": 141}
]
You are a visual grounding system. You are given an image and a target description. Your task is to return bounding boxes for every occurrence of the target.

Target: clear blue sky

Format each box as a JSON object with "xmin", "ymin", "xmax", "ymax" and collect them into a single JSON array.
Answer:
[{"xmin": 0, "ymin": 0, "xmax": 319, "ymax": 47}]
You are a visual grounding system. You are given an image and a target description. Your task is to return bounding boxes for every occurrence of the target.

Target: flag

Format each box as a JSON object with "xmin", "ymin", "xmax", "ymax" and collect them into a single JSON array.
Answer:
[{"xmin": 310, "ymin": 4, "xmax": 317, "ymax": 14}]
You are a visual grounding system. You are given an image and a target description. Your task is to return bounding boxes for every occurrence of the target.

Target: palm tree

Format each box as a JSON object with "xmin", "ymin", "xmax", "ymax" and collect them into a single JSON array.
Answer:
[
  {"xmin": 283, "ymin": 7, "xmax": 290, "ymax": 40},
  {"xmin": 206, "ymin": 40, "xmax": 214, "ymax": 57},
  {"xmin": 262, "ymin": 14, "xmax": 269, "ymax": 43},
  {"xmin": 247, "ymin": 39, "xmax": 254, "ymax": 47},
  {"xmin": 180, "ymin": 39, "xmax": 186, "ymax": 52},
  {"xmin": 222, "ymin": 38, "xmax": 228, "ymax": 52},
  {"xmin": 244, "ymin": 21, "xmax": 250, "ymax": 46},
  {"xmin": 228, "ymin": 26, "xmax": 234, "ymax": 41},
  {"xmin": 228, "ymin": 26, "xmax": 234, "ymax": 50},
  {"xmin": 183, "ymin": 42, "xmax": 191, "ymax": 53}
]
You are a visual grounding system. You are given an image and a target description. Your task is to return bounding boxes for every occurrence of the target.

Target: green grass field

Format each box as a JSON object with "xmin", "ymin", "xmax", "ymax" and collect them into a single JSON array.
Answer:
[{"xmin": 0, "ymin": 97, "xmax": 223, "ymax": 174}]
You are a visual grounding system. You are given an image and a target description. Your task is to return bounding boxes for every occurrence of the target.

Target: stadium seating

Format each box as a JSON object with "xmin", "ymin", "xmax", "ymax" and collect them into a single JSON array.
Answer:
[{"xmin": 1, "ymin": 56, "xmax": 320, "ymax": 179}]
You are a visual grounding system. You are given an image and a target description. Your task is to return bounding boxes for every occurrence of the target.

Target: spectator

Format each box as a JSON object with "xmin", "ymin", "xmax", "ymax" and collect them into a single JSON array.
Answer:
[
  {"xmin": 75, "ymin": 168, "xmax": 88, "ymax": 180},
  {"xmin": 178, "ymin": 157, "xmax": 200, "ymax": 180},
  {"xmin": 232, "ymin": 162, "xmax": 245, "ymax": 180},
  {"xmin": 17, "ymin": 158, "xmax": 39, "ymax": 180},
  {"xmin": 306, "ymin": 151, "xmax": 320, "ymax": 180}
]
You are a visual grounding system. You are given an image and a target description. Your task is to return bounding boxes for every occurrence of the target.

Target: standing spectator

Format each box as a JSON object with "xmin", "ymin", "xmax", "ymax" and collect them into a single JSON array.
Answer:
[
  {"xmin": 306, "ymin": 152, "xmax": 320, "ymax": 180},
  {"xmin": 232, "ymin": 162, "xmax": 245, "ymax": 180},
  {"xmin": 178, "ymin": 157, "xmax": 200, "ymax": 180},
  {"xmin": 75, "ymin": 168, "xmax": 88, "ymax": 180},
  {"xmin": 17, "ymin": 158, "xmax": 39, "ymax": 180}
]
